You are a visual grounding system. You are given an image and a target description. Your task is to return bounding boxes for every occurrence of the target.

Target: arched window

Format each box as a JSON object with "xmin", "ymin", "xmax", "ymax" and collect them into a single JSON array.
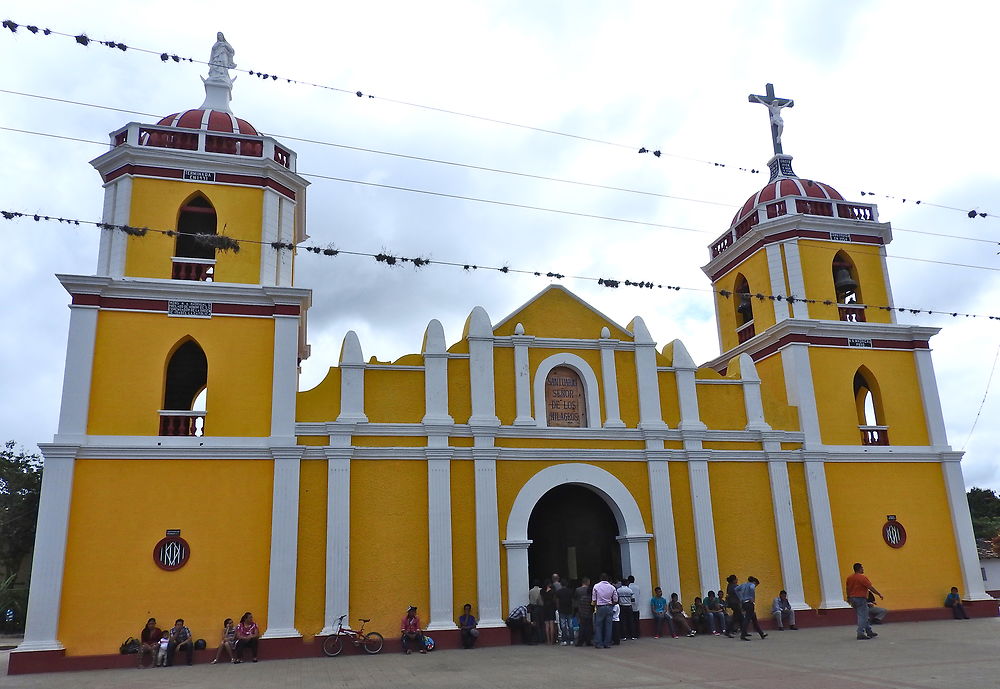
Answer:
[
  {"xmin": 734, "ymin": 274, "xmax": 755, "ymax": 343},
  {"xmin": 545, "ymin": 366, "xmax": 588, "ymax": 428},
  {"xmin": 833, "ymin": 252, "xmax": 864, "ymax": 321},
  {"xmin": 172, "ymin": 194, "xmax": 217, "ymax": 281},
  {"xmin": 160, "ymin": 339, "xmax": 208, "ymax": 436},
  {"xmin": 854, "ymin": 368, "xmax": 887, "ymax": 445}
]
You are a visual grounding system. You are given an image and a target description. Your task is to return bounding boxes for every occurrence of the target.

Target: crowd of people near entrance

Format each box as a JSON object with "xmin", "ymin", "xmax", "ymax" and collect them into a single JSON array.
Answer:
[{"xmin": 136, "ymin": 612, "xmax": 261, "ymax": 668}]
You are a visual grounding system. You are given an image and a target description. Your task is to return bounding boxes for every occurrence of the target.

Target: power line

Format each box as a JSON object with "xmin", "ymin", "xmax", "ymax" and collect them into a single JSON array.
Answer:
[{"xmin": 963, "ymin": 343, "xmax": 1000, "ymax": 451}]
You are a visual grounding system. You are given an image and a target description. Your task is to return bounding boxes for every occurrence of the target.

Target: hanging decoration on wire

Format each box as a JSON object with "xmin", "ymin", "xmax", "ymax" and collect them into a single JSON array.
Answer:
[
  {"xmin": 859, "ymin": 191, "xmax": 995, "ymax": 222},
  {"xmin": 4, "ymin": 208, "xmax": 1000, "ymax": 322}
]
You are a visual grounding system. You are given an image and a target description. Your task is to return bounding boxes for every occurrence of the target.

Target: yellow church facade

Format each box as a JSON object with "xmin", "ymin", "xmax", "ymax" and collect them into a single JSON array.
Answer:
[{"xmin": 10, "ymin": 57, "xmax": 992, "ymax": 673}]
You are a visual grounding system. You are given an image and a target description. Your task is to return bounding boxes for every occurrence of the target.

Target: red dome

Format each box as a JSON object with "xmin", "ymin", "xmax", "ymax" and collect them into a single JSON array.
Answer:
[
  {"xmin": 731, "ymin": 178, "xmax": 843, "ymax": 228},
  {"xmin": 156, "ymin": 109, "xmax": 258, "ymax": 136}
]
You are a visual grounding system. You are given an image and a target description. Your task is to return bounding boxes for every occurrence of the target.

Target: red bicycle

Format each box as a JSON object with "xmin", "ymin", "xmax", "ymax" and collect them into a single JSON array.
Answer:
[{"xmin": 322, "ymin": 615, "xmax": 384, "ymax": 656}]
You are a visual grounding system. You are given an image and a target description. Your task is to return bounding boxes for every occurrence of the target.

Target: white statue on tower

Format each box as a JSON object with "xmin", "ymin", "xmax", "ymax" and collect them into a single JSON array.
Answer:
[{"xmin": 207, "ymin": 32, "xmax": 237, "ymax": 85}]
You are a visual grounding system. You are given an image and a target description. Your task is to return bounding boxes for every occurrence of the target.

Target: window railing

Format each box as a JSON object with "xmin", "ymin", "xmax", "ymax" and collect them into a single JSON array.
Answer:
[
  {"xmin": 111, "ymin": 123, "xmax": 295, "ymax": 170},
  {"xmin": 859, "ymin": 425, "xmax": 889, "ymax": 446},
  {"xmin": 838, "ymin": 304, "xmax": 866, "ymax": 322},
  {"xmin": 171, "ymin": 257, "xmax": 216, "ymax": 282},
  {"xmin": 736, "ymin": 320, "xmax": 756, "ymax": 343},
  {"xmin": 158, "ymin": 410, "xmax": 206, "ymax": 437}
]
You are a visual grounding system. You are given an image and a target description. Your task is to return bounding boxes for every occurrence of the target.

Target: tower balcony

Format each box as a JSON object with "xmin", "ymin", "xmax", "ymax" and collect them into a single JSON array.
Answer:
[
  {"xmin": 838, "ymin": 303, "xmax": 867, "ymax": 322},
  {"xmin": 110, "ymin": 123, "xmax": 295, "ymax": 172},
  {"xmin": 859, "ymin": 425, "xmax": 889, "ymax": 446},
  {"xmin": 158, "ymin": 410, "xmax": 206, "ymax": 437},
  {"xmin": 171, "ymin": 257, "xmax": 216, "ymax": 282}
]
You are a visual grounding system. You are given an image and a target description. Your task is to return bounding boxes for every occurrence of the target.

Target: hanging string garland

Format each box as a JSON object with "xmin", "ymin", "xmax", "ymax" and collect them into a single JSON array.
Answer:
[{"xmin": 4, "ymin": 208, "xmax": 1000, "ymax": 322}]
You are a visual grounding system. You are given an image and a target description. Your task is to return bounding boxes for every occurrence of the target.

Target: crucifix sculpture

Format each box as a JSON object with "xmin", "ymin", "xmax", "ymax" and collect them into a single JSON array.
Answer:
[{"xmin": 748, "ymin": 83, "xmax": 794, "ymax": 155}]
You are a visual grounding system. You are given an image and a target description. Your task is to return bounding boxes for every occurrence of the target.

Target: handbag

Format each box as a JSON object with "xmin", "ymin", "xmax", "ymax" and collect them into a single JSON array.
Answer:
[
  {"xmin": 469, "ymin": 628, "xmax": 480, "ymax": 638},
  {"xmin": 119, "ymin": 637, "xmax": 140, "ymax": 654}
]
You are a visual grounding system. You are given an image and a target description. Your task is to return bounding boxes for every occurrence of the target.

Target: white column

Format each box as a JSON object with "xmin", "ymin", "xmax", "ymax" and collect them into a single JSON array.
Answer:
[
  {"xmin": 617, "ymin": 534, "xmax": 654, "ymax": 619},
  {"xmin": 473, "ymin": 446, "xmax": 504, "ymax": 625},
  {"xmin": 765, "ymin": 244, "xmax": 789, "ymax": 323},
  {"xmin": 259, "ymin": 189, "xmax": 280, "ymax": 286},
  {"xmin": 426, "ymin": 446, "xmax": 457, "ymax": 630},
  {"xmin": 781, "ymin": 344, "xmax": 822, "ymax": 448},
  {"xmin": 262, "ymin": 447, "xmax": 303, "ymax": 639},
  {"xmin": 942, "ymin": 459, "xmax": 993, "ymax": 600},
  {"xmin": 321, "ymin": 444, "xmax": 352, "ymax": 635},
  {"xmin": 687, "ymin": 458, "xmax": 720, "ymax": 598},
  {"xmin": 631, "ymin": 316, "xmax": 667, "ymax": 430},
  {"xmin": 511, "ymin": 324, "xmax": 534, "ymax": 426},
  {"xmin": 599, "ymin": 328, "xmax": 625, "ymax": 428},
  {"xmin": 422, "ymin": 319, "xmax": 453, "ymax": 425},
  {"xmin": 502, "ymin": 539, "xmax": 532, "ymax": 611},
  {"xmin": 766, "ymin": 453, "xmax": 807, "ymax": 609},
  {"xmin": 336, "ymin": 331, "xmax": 367, "ymax": 423},
  {"xmin": 647, "ymin": 459, "xmax": 681, "ymax": 598},
  {"xmin": 781, "ymin": 242, "xmax": 810, "ymax": 319},
  {"xmin": 276, "ymin": 196, "xmax": 295, "ymax": 287},
  {"xmin": 670, "ymin": 339, "xmax": 706, "ymax": 432},
  {"xmin": 16, "ymin": 446, "xmax": 77, "ymax": 652},
  {"xmin": 913, "ymin": 348, "xmax": 949, "ymax": 448},
  {"xmin": 95, "ymin": 176, "xmax": 131, "ymax": 278},
  {"xmin": 54, "ymin": 301, "xmax": 99, "ymax": 442},
  {"xmin": 467, "ymin": 307, "xmax": 499, "ymax": 427},
  {"xmin": 270, "ymin": 314, "xmax": 300, "ymax": 443},
  {"xmin": 879, "ymin": 245, "xmax": 898, "ymax": 324},
  {"xmin": 803, "ymin": 460, "xmax": 850, "ymax": 609},
  {"xmin": 737, "ymin": 353, "xmax": 771, "ymax": 432}
]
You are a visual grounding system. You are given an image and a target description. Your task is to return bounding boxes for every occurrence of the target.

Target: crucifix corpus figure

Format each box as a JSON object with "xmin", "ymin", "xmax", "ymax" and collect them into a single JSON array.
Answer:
[
  {"xmin": 748, "ymin": 83, "xmax": 794, "ymax": 154},
  {"xmin": 208, "ymin": 32, "xmax": 237, "ymax": 85}
]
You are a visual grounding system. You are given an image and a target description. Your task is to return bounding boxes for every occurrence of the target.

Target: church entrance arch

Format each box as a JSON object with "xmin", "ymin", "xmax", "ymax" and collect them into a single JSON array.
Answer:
[
  {"xmin": 527, "ymin": 485, "xmax": 619, "ymax": 585},
  {"xmin": 503, "ymin": 464, "xmax": 653, "ymax": 617}
]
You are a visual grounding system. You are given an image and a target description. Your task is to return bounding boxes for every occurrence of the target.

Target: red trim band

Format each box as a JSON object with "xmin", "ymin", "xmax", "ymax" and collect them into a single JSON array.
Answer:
[
  {"xmin": 104, "ymin": 164, "xmax": 296, "ymax": 200},
  {"xmin": 70, "ymin": 293, "xmax": 300, "ymax": 317}
]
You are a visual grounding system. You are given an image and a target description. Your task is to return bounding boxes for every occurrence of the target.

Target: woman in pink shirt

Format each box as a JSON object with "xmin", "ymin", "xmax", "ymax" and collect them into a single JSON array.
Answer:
[{"xmin": 234, "ymin": 611, "xmax": 260, "ymax": 663}]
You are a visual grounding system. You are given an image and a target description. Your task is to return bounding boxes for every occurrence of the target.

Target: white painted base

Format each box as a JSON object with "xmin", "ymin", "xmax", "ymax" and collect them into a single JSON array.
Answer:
[
  {"xmin": 12, "ymin": 640, "xmax": 64, "ymax": 653},
  {"xmin": 261, "ymin": 627, "xmax": 302, "ymax": 639}
]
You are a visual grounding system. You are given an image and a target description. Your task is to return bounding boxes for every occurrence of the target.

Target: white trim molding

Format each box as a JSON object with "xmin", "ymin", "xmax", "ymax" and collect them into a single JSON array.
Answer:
[
  {"xmin": 646, "ymin": 458, "xmax": 681, "ymax": 598},
  {"xmin": 269, "ymin": 314, "xmax": 300, "ymax": 443},
  {"xmin": 473, "ymin": 448, "xmax": 504, "ymax": 626},
  {"xmin": 511, "ymin": 325, "xmax": 535, "ymax": 426},
  {"xmin": 532, "ymin": 352, "xmax": 601, "ymax": 429},
  {"xmin": 54, "ymin": 303, "xmax": 100, "ymax": 443},
  {"xmin": 422, "ymin": 319, "xmax": 453, "ymax": 425},
  {"xmin": 803, "ymin": 460, "xmax": 850, "ymax": 609},
  {"xmin": 766, "ymin": 452, "xmax": 808, "ymax": 609},
  {"xmin": 942, "ymin": 461, "xmax": 992, "ymax": 600},
  {"xmin": 261, "ymin": 446, "xmax": 303, "ymax": 639},
  {"xmin": 321, "ymin": 444, "xmax": 352, "ymax": 636},
  {"xmin": 426, "ymin": 451, "xmax": 457, "ymax": 630},
  {"xmin": 687, "ymin": 458, "xmax": 720, "ymax": 597},
  {"xmin": 598, "ymin": 329, "xmax": 625, "ymax": 428},
  {"xmin": 337, "ymin": 331, "xmax": 367, "ymax": 423}
]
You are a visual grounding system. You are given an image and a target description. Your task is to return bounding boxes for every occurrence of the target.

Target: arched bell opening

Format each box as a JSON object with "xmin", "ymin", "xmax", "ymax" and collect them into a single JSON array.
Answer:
[
  {"xmin": 733, "ymin": 274, "xmax": 755, "ymax": 343},
  {"xmin": 833, "ymin": 252, "xmax": 865, "ymax": 322},
  {"xmin": 854, "ymin": 367, "xmax": 887, "ymax": 445},
  {"xmin": 160, "ymin": 338, "xmax": 208, "ymax": 436},
  {"xmin": 172, "ymin": 193, "xmax": 218, "ymax": 281}
]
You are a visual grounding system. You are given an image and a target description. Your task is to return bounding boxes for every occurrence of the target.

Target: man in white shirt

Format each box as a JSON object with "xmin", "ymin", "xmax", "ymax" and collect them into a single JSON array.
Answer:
[
  {"xmin": 616, "ymin": 579, "xmax": 635, "ymax": 641},
  {"xmin": 591, "ymin": 573, "xmax": 618, "ymax": 649},
  {"xmin": 627, "ymin": 575, "xmax": 641, "ymax": 639}
]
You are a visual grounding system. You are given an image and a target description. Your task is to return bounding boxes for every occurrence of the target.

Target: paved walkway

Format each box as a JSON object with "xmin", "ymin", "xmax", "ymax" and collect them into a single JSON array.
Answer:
[{"xmin": 2, "ymin": 618, "xmax": 999, "ymax": 689}]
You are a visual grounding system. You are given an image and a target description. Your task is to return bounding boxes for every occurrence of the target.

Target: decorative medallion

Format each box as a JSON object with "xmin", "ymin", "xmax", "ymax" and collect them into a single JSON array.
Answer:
[
  {"xmin": 882, "ymin": 516, "xmax": 906, "ymax": 549},
  {"xmin": 153, "ymin": 531, "xmax": 190, "ymax": 571}
]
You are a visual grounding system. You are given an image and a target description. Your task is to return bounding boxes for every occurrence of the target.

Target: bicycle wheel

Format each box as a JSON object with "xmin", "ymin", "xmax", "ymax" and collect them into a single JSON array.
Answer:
[
  {"xmin": 323, "ymin": 634, "xmax": 344, "ymax": 657},
  {"xmin": 362, "ymin": 632, "xmax": 384, "ymax": 654}
]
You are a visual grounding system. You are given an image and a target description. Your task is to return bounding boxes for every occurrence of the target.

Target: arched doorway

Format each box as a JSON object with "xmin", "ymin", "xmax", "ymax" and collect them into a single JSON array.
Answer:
[{"xmin": 527, "ymin": 484, "xmax": 619, "ymax": 585}]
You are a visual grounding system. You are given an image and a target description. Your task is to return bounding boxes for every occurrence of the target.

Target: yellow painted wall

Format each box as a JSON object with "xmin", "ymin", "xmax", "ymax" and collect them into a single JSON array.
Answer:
[
  {"xmin": 786, "ymin": 462, "xmax": 820, "ymax": 607},
  {"xmin": 60, "ymin": 460, "xmax": 273, "ymax": 655},
  {"xmin": 614, "ymin": 351, "xmax": 640, "ymax": 428},
  {"xmin": 810, "ymin": 349, "xmax": 929, "ymax": 445},
  {"xmin": 713, "ymin": 251, "xmax": 776, "ymax": 352},
  {"xmin": 709, "ymin": 463, "xmax": 782, "ymax": 595},
  {"xmin": 696, "ymin": 384, "xmax": 748, "ymax": 431},
  {"xmin": 126, "ymin": 178, "xmax": 264, "ymax": 284},
  {"xmin": 448, "ymin": 359, "xmax": 471, "ymax": 424},
  {"xmin": 88, "ymin": 311, "xmax": 273, "ymax": 436},
  {"xmin": 492, "ymin": 287, "xmax": 631, "ymax": 340},
  {"xmin": 755, "ymin": 355, "xmax": 800, "ymax": 432},
  {"xmin": 495, "ymin": 438, "xmax": 644, "ymax": 450},
  {"xmin": 826, "ymin": 462, "xmax": 961, "ymax": 608},
  {"xmin": 353, "ymin": 436, "xmax": 427, "ymax": 447},
  {"xmin": 365, "ymin": 369, "xmax": 424, "ymax": 424},
  {"xmin": 451, "ymin": 461, "xmax": 478, "ymax": 619},
  {"xmin": 494, "ymin": 347, "xmax": 517, "ymax": 425},
  {"xmin": 797, "ymin": 240, "xmax": 892, "ymax": 323},
  {"xmin": 349, "ymin": 460, "xmax": 428, "ymax": 637},
  {"xmin": 295, "ymin": 460, "xmax": 327, "ymax": 639},
  {"xmin": 667, "ymin": 462, "xmax": 698, "ymax": 600},
  {"xmin": 656, "ymin": 371, "xmax": 681, "ymax": 428},
  {"xmin": 297, "ymin": 368, "xmax": 342, "ymax": 422}
]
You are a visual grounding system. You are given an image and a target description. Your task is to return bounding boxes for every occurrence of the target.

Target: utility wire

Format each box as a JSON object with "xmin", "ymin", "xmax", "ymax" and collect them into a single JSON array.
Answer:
[{"xmin": 963, "ymin": 343, "xmax": 1000, "ymax": 451}]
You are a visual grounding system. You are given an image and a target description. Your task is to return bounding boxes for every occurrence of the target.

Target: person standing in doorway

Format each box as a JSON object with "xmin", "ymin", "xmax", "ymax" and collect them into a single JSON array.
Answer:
[
  {"xmin": 846, "ymin": 563, "xmax": 883, "ymax": 640},
  {"xmin": 551, "ymin": 572, "xmax": 563, "ymax": 590},
  {"xmin": 541, "ymin": 578, "xmax": 558, "ymax": 644},
  {"xmin": 616, "ymin": 578, "xmax": 635, "ymax": 641},
  {"xmin": 556, "ymin": 581, "xmax": 575, "ymax": 645},
  {"xmin": 528, "ymin": 579, "xmax": 543, "ymax": 643},
  {"xmin": 574, "ymin": 577, "xmax": 594, "ymax": 646},
  {"xmin": 628, "ymin": 575, "xmax": 641, "ymax": 639},
  {"xmin": 591, "ymin": 573, "xmax": 618, "ymax": 649}
]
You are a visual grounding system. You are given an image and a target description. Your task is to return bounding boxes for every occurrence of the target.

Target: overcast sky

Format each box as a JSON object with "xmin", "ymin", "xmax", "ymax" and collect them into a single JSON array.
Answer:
[{"xmin": 2, "ymin": 1, "xmax": 998, "ymax": 489}]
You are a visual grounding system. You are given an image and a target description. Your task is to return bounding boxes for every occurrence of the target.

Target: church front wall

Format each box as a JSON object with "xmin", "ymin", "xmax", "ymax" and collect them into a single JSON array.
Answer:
[
  {"xmin": 696, "ymin": 383, "xmax": 748, "ymax": 431},
  {"xmin": 786, "ymin": 462, "xmax": 822, "ymax": 607},
  {"xmin": 87, "ymin": 310, "xmax": 275, "ymax": 436},
  {"xmin": 613, "ymin": 350, "xmax": 641, "ymax": 427},
  {"xmin": 796, "ymin": 239, "xmax": 892, "ymax": 324},
  {"xmin": 364, "ymin": 369, "xmax": 425, "ymax": 424},
  {"xmin": 293, "ymin": 459, "xmax": 327, "ymax": 641},
  {"xmin": 667, "ymin": 462, "xmax": 699, "ymax": 599},
  {"xmin": 493, "ymin": 346, "xmax": 517, "ymax": 425},
  {"xmin": 59, "ymin": 459, "xmax": 274, "ymax": 655},
  {"xmin": 295, "ymin": 367, "xmax": 341, "ymax": 422},
  {"xmin": 753, "ymin": 354, "xmax": 801, "ymax": 432},
  {"xmin": 447, "ymin": 358, "xmax": 472, "ymax": 424},
  {"xmin": 450, "ymin": 460, "xmax": 478, "ymax": 620},
  {"xmin": 126, "ymin": 178, "xmax": 265, "ymax": 284},
  {"xmin": 825, "ymin": 462, "xmax": 962, "ymax": 609},
  {"xmin": 656, "ymin": 369, "xmax": 681, "ymax": 428}
]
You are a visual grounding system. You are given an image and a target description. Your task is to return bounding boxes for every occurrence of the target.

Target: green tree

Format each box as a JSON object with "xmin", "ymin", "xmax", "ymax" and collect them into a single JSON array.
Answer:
[
  {"xmin": 0, "ymin": 441, "xmax": 42, "ymax": 580},
  {"xmin": 966, "ymin": 487, "xmax": 1000, "ymax": 540}
]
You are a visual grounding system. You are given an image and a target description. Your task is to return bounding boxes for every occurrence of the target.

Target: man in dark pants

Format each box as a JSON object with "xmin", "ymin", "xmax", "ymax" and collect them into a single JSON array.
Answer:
[
  {"xmin": 616, "ymin": 578, "xmax": 635, "ymax": 641},
  {"xmin": 574, "ymin": 577, "xmax": 593, "ymax": 646},
  {"xmin": 737, "ymin": 576, "xmax": 767, "ymax": 641},
  {"xmin": 725, "ymin": 574, "xmax": 744, "ymax": 637},
  {"xmin": 166, "ymin": 618, "xmax": 194, "ymax": 666}
]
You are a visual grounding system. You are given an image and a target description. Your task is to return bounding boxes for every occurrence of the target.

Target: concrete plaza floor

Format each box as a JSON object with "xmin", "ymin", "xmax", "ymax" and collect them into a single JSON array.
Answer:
[{"xmin": 3, "ymin": 618, "xmax": 999, "ymax": 689}]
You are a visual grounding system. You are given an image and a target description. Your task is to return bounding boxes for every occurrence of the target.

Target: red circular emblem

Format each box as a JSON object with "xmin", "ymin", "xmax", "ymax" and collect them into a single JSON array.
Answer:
[
  {"xmin": 882, "ymin": 521, "xmax": 906, "ymax": 548},
  {"xmin": 153, "ymin": 536, "xmax": 191, "ymax": 571}
]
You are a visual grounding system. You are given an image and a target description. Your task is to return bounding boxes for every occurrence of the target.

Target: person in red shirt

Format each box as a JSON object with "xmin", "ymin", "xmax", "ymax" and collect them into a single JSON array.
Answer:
[
  {"xmin": 400, "ymin": 606, "xmax": 426, "ymax": 654},
  {"xmin": 846, "ymin": 562, "xmax": 883, "ymax": 640}
]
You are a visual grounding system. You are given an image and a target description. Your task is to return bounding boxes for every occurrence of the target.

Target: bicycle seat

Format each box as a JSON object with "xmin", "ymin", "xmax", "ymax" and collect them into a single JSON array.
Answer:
[{"xmin": 358, "ymin": 618, "xmax": 370, "ymax": 623}]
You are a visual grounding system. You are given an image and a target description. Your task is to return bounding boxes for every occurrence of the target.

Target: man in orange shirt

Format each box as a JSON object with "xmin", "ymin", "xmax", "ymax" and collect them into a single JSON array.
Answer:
[{"xmin": 846, "ymin": 562, "xmax": 883, "ymax": 640}]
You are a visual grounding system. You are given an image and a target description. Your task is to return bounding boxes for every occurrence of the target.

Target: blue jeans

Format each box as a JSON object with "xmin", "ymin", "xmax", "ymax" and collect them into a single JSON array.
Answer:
[
  {"xmin": 706, "ymin": 611, "xmax": 725, "ymax": 633},
  {"xmin": 593, "ymin": 605, "xmax": 613, "ymax": 647},
  {"xmin": 558, "ymin": 613, "xmax": 574, "ymax": 643},
  {"xmin": 849, "ymin": 597, "xmax": 871, "ymax": 636}
]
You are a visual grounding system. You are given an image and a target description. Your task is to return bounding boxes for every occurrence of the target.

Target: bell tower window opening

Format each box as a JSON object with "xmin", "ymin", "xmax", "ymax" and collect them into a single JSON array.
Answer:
[
  {"xmin": 172, "ymin": 194, "xmax": 218, "ymax": 281},
  {"xmin": 833, "ymin": 252, "xmax": 865, "ymax": 322},
  {"xmin": 854, "ymin": 368, "xmax": 888, "ymax": 446},
  {"xmin": 160, "ymin": 339, "xmax": 208, "ymax": 437},
  {"xmin": 734, "ymin": 274, "xmax": 755, "ymax": 343}
]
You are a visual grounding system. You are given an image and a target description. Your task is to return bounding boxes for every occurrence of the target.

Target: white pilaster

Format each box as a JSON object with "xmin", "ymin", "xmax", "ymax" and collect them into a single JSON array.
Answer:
[
  {"xmin": 422, "ymin": 319, "xmax": 453, "ymax": 425},
  {"xmin": 259, "ymin": 189, "xmax": 280, "ymax": 286},
  {"xmin": 781, "ymin": 344, "xmax": 822, "ymax": 448},
  {"xmin": 647, "ymin": 459, "xmax": 682, "ymax": 598},
  {"xmin": 781, "ymin": 242, "xmax": 810, "ymax": 319},
  {"xmin": 54, "ymin": 301, "xmax": 99, "ymax": 442},
  {"xmin": 688, "ymin": 458, "xmax": 720, "ymax": 597},
  {"xmin": 879, "ymin": 245, "xmax": 898, "ymax": 324},
  {"xmin": 599, "ymin": 327, "xmax": 625, "ymax": 428},
  {"xmin": 670, "ymin": 339, "xmax": 706, "ymax": 432},
  {"xmin": 631, "ymin": 316, "xmax": 667, "ymax": 430},
  {"xmin": 96, "ymin": 176, "xmax": 131, "ymax": 278},
  {"xmin": 270, "ymin": 314, "xmax": 300, "ymax": 443},
  {"xmin": 276, "ymin": 196, "xmax": 295, "ymax": 287},
  {"xmin": 617, "ymin": 534, "xmax": 654, "ymax": 618},
  {"xmin": 737, "ymin": 353, "xmax": 771, "ymax": 432},
  {"xmin": 473, "ymin": 445, "xmax": 504, "ymax": 625},
  {"xmin": 942, "ymin": 460, "xmax": 993, "ymax": 600},
  {"xmin": 262, "ymin": 447, "xmax": 303, "ymax": 639},
  {"xmin": 511, "ymin": 323, "xmax": 535, "ymax": 426},
  {"xmin": 502, "ymin": 539, "xmax": 532, "ymax": 611},
  {"xmin": 803, "ymin": 460, "xmax": 850, "ymax": 609},
  {"xmin": 766, "ymin": 453, "xmax": 807, "ymax": 609},
  {"xmin": 321, "ymin": 444, "xmax": 352, "ymax": 635},
  {"xmin": 765, "ymin": 244, "xmax": 789, "ymax": 323},
  {"xmin": 426, "ymin": 447, "xmax": 457, "ymax": 630},
  {"xmin": 467, "ymin": 307, "xmax": 500, "ymax": 427},
  {"xmin": 336, "ymin": 331, "xmax": 367, "ymax": 423},
  {"xmin": 913, "ymin": 348, "xmax": 949, "ymax": 448},
  {"xmin": 16, "ymin": 446, "xmax": 77, "ymax": 652}
]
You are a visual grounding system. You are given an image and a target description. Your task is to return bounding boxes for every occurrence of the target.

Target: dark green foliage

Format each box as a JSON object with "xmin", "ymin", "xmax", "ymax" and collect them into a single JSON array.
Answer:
[{"xmin": 967, "ymin": 487, "xmax": 1000, "ymax": 540}]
